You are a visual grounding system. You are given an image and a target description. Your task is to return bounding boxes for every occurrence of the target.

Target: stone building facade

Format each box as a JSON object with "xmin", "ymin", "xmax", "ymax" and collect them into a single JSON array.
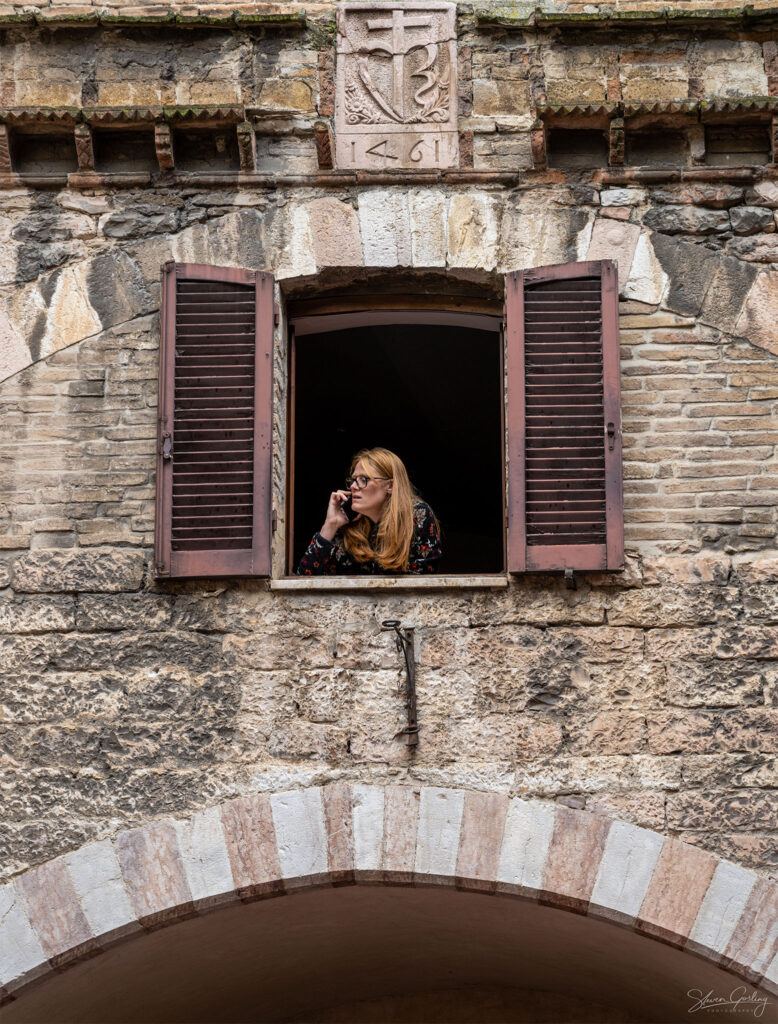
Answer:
[{"xmin": 1, "ymin": 0, "xmax": 778, "ymax": 1020}]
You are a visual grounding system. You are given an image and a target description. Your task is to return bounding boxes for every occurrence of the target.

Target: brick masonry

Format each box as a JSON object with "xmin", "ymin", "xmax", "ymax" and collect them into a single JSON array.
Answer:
[{"xmin": 0, "ymin": 2, "xmax": 777, "ymax": 997}]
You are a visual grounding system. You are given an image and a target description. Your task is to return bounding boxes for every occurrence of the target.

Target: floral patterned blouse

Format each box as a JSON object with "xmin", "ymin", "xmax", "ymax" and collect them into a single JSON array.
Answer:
[{"xmin": 296, "ymin": 500, "xmax": 441, "ymax": 575}]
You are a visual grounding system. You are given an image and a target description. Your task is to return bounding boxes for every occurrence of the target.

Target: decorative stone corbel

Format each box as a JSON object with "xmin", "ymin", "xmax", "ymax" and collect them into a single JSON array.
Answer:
[
  {"xmin": 154, "ymin": 122, "xmax": 174, "ymax": 171},
  {"xmin": 530, "ymin": 118, "xmax": 546, "ymax": 171},
  {"xmin": 314, "ymin": 121, "xmax": 334, "ymax": 170},
  {"xmin": 74, "ymin": 124, "xmax": 94, "ymax": 171},
  {"xmin": 771, "ymin": 112, "xmax": 778, "ymax": 166},
  {"xmin": 0, "ymin": 124, "xmax": 11, "ymax": 173},
  {"xmin": 608, "ymin": 116, "xmax": 625, "ymax": 167},
  {"xmin": 236, "ymin": 121, "xmax": 256, "ymax": 171}
]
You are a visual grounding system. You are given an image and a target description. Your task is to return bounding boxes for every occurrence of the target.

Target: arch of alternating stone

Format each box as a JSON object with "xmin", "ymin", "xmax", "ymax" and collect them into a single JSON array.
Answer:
[
  {"xmin": 1, "ymin": 189, "xmax": 776, "ymax": 384},
  {"xmin": 2, "ymin": 783, "xmax": 777, "ymax": 1005}
]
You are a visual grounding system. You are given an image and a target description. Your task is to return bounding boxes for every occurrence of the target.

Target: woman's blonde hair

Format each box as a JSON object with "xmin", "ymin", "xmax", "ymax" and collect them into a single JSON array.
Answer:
[{"xmin": 342, "ymin": 448, "xmax": 417, "ymax": 572}]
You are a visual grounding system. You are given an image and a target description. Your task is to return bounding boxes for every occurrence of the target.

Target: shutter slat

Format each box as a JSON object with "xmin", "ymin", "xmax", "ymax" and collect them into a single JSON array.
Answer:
[
  {"xmin": 155, "ymin": 262, "xmax": 274, "ymax": 578},
  {"xmin": 507, "ymin": 260, "xmax": 623, "ymax": 572}
]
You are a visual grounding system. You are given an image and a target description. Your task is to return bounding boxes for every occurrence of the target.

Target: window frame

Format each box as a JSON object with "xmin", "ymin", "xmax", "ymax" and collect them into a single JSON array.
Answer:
[{"xmin": 285, "ymin": 305, "xmax": 505, "ymax": 578}]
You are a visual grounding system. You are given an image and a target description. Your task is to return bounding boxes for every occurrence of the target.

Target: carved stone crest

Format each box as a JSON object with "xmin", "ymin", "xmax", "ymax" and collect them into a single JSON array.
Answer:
[{"xmin": 335, "ymin": 2, "xmax": 458, "ymax": 170}]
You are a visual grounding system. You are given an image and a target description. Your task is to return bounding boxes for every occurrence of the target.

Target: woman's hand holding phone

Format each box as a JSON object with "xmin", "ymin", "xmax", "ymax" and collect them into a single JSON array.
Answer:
[{"xmin": 320, "ymin": 489, "xmax": 353, "ymax": 541}]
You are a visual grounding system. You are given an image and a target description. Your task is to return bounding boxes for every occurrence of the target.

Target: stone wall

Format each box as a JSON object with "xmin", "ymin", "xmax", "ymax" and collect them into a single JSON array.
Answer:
[{"xmin": 0, "ymin": 2, "xmax": 777, "ymax": 896}]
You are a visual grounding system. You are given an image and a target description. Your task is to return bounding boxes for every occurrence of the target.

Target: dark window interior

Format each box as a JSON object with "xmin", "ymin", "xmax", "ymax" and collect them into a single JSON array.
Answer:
[
  {"xmin": 547, "ymin": 129, "xmax": 609, "ymax": 169},
  {"xmin": 705, "ymin": 125, "xmax": 771, "ymax": 166},
  {"xmin": 292, "ymin": 323, "xmax": 504, "ymax": 575},
  {"xmin": 10, "ymin": 130, "xmax": 78, "ymax": 174},
  {"xmin": 172, "ymin": 127, "xmax": 240, "ymax": 171},
  {"xmin": 626, "ymin": 130, "xmax": 689, "ymax": 167},
  {"xmin": 93, "ymin": 129, "xmax": 157, "ymax": 173}
]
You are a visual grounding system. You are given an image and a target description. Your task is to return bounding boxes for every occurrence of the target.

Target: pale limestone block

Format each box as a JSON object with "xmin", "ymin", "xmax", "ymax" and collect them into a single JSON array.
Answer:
[
  {"xmin": 575, "ymin": 217, "xmax": 594, "ymax": 262},
  {"xmin": 601, "ymin": 189, "xmax": 646, "ymax": 207},
  {"xmin": 587, "ymin": 219, "xmax": 641, "ymax": 293},
  {"xmin": 352, "ymin": 784, "xmax": 384, "ymax": 872},
  {"xmin": 496, "ymin": 798, "xmax": 555, "ymax": 890},
  {"xmin": 689, "ymin": 861, "xmax": 758, "ymax": 956},
  {"xmin": 590, "ymin": 820, "xmax": 665, "ymax": 923},
  {"xmin": 0, "ymin": 883, "xmax": 48, "ymax": 991},
  {"xmin": 415, "ymin": 787, "xmax": 465, "ymax": 877},
  {"xmin": 270, "ymin": 788, "xmax": 328, "ymax": 879},
  {"xmin": 173, "ymin": 808, "xmax": 237, "ymax": 909},
  {"xmin": 0, "ymin": 305, "xmax": 30, "ymax": 383},
  {"xmin": 169, "ymin": 222, "xmax": 213, "ymax": 266},
  {"xmin": 409, "ymin": 189, "xmax": 447, "ymax": 267},
  {"xmin": 623, "ymin": 232, "xmax": 668, "ymax": 305},
  {"xmin": 754, "ymin": 182, "xmax": 778, "ymax": 208},
  {"xmin": 735, "ymin": 270, "xmax": 778, "ymax": 356},
  {"xmin": 358, "ymin": 190, "xmax": 411, "ymax": 268},
  {"xmin": 765, "ymin": 949, "xmax": 778, "ymax": 989},
  {"xmin": 447, "ymin": 193, "xmax": 498, "ymax": 270},
  {"xmin": 64, "ymin": 840, "xmax": 139, "ymax": 942},
  {"xmin": 309, "ymin": 198, "xmax": 363, "ymax": 268},
  {"xmin": 273, "ymin": 204, "xmax": 317, "ymax": 281},
  {"xmin": 698, "ymin": 41, "xmax": 768, "ymax": 97},
  {"xmin": 36, "ymin": 264, "xmax": 101, "ymax": 361}
]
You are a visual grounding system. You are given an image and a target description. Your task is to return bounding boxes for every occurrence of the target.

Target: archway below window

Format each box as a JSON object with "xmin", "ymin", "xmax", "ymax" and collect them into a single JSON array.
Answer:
[{"xmin": 289, "ymin": 313, "xmax": 504, "ymax": 575}]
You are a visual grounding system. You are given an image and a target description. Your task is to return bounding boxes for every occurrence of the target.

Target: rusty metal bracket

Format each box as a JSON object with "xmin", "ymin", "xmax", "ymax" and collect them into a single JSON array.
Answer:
[{"xmin": 381, "ymin": 619, "xmax": 419, "ymax": 747}]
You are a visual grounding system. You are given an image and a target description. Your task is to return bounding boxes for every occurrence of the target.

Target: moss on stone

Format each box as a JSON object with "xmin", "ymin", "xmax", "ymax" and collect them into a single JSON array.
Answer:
[
  {"xmin": 100, "ymin": 10, "xmax": 177, "ymax": 26},
  {"xmin": 473, "ymin": 3, "xmax": 534, "ymax": 27},
  {"xmin": 233, "ymin": 10, "xmax": 307, "ymax": 27}
]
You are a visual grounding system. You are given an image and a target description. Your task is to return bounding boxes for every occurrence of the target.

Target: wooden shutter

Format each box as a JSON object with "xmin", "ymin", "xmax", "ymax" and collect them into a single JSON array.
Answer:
[
  {"xmin": 506, "ymin": 260, "xmax": 623, "ymax": 572},
  {"xmin": 155, "ymin": 262, "xmax": 274, "ymax": 578}
]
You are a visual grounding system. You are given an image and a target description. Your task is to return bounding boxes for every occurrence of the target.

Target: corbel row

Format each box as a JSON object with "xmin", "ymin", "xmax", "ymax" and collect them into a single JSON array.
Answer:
[
  {"xmin": 0, "ymin": 105, "xmax": 274, "ymax": 176},
  {"xmin": 530, "ymin": 98, "xmax": 778, "ymax": 170}
]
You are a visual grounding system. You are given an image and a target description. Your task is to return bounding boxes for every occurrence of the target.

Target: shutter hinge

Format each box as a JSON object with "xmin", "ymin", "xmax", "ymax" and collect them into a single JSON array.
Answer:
[
  {"xmin": 606, "ymin": 422, "xmax": 616, "ymax": 451},
  {"xmin": 161, "ymin": 433, "xmax": 174, "ymax": 460},
  {"xmin": 271, "ymin": 508, "xmax": 278, "ymax": 533}
]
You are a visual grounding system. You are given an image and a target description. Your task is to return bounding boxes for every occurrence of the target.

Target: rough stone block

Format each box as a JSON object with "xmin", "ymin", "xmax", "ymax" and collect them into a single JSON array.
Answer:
[
  {"xmin": 649, "ymin": 234, "xmax": 718, "ymax": 317},
  {"xmin": 415, "ymin": 787, "xmax": 464, "ymax": 879},
  {"xmin": 448, "ymin": 193, "xmax": 499, "ymax": 270},
  {"xmin": 12, "ymin": 551, "xmax": 146, "ymax": 594},
  {"xmin": 455, "ymin": 791, "xmax": 508, "ymax": 889},
  {"xmin": 115, "ymin": 821, "xmax": 193, "ymax": 925},
  {"xmin": 700, "ymin": 254, "xmax": 758, "ymax": 334},
  {"xmin": 64, "ymin": 840, "xmax": 139, "ymax": 943},
  {"xmin": 408, "ymin": 189, "xmax": 447, "ymax": 267},
  {"xmin": 358, "ymin": 190, "xmax": 411, "ymax": 268},
  {"xmin": 351, "ymin": 784, "xmax": 384, "ymax": 874},
  {"xmin": 309, "ymin": 198, "xmax": 362, "ymax": 269},
  {"xmin": 173, "ymin": 807, "xmax": 236, "ymax": 911},
  {"xmin": 15, "ymin": 859, "xmax": 93, "ymax": 962},
  {"xmin": 689, "ymin": 860, "xmax": 758, "ymax": 958},
  {"xmin": 220, "ymin": 794, "xmax": 282, "ymax": 898},
  {"xmin": 542, "ymin": 806, "xmax": 610, "ymax": 911},
  {"xmin": 644, "ymin": 206, "xmax": 730, "ymax": 236},
  {"xmin": 269, "ymin": 789, "xmax": 328, "ymax": 881},
  {"xmin": 382, "ymin": 786, "xmax": 419, "ymax": 880},
  {"xmin": 724, "ymin": 879, "xmax": 778, "ymax": 978},
  {"xmin": 0, "ymin": 596, "xmax": 74, "ymax": 634},
  {"xmin": 586, "ymin": 218, "xmax": 640, "ymax": 292},
  {"xmin": 496, "ymin": 798, "xmax": 555, "ymax": 892},
  {"xmin": 623, "ymin": 232, "xmax": 667, "ymax": 305},
  {"xmin": 590, "ymin": 820, "xmax": 665, "ymax": 925},
  {"xmin": 638, "ymin": 839, "xmax": 718, "ymax": 946},
  {"xmin": 0, "ymin": 884, "xmax": 48, "ymax": 992}
]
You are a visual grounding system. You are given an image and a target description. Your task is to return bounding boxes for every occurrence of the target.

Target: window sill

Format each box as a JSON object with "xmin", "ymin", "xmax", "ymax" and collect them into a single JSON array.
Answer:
[{"xmin": 271, "ymin": 575, "xmax": 509, "ymax": 592}]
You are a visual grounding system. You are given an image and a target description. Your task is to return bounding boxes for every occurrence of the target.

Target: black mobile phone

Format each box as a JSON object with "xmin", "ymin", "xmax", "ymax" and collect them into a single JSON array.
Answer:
[{"xmin": 340, "ymin": 494, "xmax": 359, "ymax": 522}]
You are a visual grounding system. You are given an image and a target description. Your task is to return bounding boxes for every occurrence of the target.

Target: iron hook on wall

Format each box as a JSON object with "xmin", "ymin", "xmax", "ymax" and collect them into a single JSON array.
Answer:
[{"xmin": 381, "ymin": 619, "xmax": 419, "ymax": 748}]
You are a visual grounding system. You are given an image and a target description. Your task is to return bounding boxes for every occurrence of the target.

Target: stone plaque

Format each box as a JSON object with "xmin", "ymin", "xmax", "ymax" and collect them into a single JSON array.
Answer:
[{"xmin": 335, "ymin": 2, "xmax": 459, "ymax": 170}]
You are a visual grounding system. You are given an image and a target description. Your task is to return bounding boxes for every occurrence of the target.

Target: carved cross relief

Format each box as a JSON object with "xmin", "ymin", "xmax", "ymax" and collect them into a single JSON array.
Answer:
[{"xmin": 335, "ymin": 1, "xmax": 459, "ymax": 170}]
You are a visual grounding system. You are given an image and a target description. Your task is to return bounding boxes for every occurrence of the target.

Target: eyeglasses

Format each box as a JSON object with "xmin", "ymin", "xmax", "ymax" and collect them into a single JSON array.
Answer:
[{"xmin": 346, "ymin": 475, "xmax": 390, "ymax": 489}]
